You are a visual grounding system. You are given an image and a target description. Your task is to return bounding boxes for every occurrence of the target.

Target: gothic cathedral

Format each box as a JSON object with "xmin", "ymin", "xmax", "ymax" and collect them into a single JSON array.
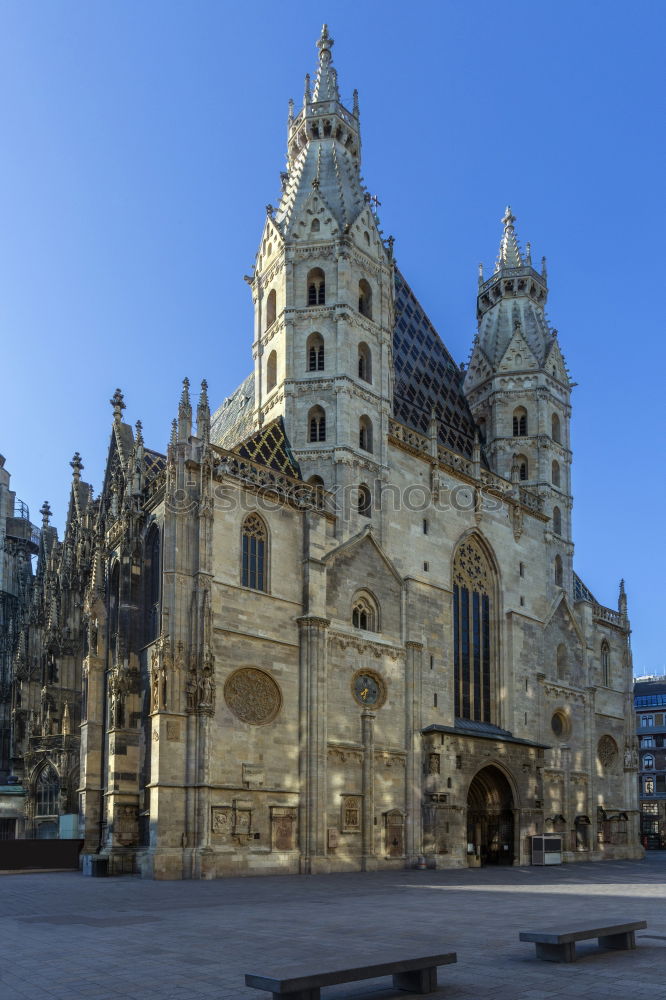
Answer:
[{"xmin": 4, "ymin": 27, "xmax": 640, "ymax": 874}]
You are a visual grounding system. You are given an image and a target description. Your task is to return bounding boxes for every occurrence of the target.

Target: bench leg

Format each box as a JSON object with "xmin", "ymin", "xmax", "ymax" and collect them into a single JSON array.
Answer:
[
  {"xmin": 393, "ymin": 966, "xmax": 437, "ymax": 994},
  {"xmin": 534, "ymin": 941, "xmax": 576, "ymax": 963},
  {"xmin": 271, "ymin": 991, "xmax": 320, "ymax": 1000},
  {"xmin": 598, "ymin": 931, "xmax": 636, "ymax": 951}
]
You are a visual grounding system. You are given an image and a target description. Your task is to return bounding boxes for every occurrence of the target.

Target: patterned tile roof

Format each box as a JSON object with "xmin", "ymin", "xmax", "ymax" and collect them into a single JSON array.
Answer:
[
  {"xmin": 393, "ymin": 269, "xmax": 481, "ymax": 460},
  {"xmin": 232, "ymin": 417, "xmax": 301, "ymax": 478},
  {"xmin": 210, "ymin": 373, "xmax": 256, "ymax": 450},
  {"xmin": 143, "ymin": 450, "xmax": 166, "ymax": 481}
]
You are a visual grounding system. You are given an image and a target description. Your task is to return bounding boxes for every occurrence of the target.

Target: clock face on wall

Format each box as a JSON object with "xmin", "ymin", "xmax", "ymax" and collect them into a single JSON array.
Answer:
[{"xmin": 351, "ymin": 670, "xmax": 386, "ymax": 708}]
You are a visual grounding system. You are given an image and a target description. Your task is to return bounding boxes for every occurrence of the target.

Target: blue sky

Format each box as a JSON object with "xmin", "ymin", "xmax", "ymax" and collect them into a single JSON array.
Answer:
[{"xmin": 1, "ymin": 1, "xmax": 664, "ymax": 672}]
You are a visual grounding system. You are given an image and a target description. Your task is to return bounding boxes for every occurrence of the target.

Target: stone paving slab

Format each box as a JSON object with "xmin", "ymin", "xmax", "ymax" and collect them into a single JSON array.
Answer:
[{"xmin": 0, "ymin": 855, "xmax": 665, "ymax": 1000}]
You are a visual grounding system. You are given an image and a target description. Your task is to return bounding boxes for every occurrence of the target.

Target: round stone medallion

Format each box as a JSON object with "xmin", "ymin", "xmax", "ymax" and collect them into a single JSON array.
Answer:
[
  {"xmin": 223, "ymin": 667, "xmax": 282, "ymax": 725},
  {"xmin": 597, "ymin": 734, "xmax": 619, "ymax": 768}
]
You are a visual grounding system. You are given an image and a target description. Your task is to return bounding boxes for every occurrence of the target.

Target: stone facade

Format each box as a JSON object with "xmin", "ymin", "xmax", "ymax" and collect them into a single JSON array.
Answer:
[{"xmin": 5, "ymin": 26, "xmax": 640, "ymax": 872}]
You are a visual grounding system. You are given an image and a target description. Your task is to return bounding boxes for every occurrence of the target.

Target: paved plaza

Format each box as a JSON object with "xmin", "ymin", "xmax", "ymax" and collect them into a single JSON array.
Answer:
[{"xmin": 1, "ymin": 855, "xmax": 665, "ymax": 1000}]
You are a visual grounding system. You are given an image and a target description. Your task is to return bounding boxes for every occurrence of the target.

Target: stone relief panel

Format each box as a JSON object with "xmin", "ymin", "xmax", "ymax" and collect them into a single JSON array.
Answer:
[
  {"xmin": 341, "ymin": 795, "xmax": 362, "ymax": 833},
  {"xmin": 271, "ymin": 807, "xmax": 297, "ymax": 851},
  {"xmin": 223, "ymin": 668, "xmax": 282, "ymax": 725}
]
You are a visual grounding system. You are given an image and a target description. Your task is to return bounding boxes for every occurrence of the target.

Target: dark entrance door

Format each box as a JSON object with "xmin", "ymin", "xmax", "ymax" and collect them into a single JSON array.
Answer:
[{"xmin": 467, "ymin": 766, "xmax": 514, "ymax": 865}]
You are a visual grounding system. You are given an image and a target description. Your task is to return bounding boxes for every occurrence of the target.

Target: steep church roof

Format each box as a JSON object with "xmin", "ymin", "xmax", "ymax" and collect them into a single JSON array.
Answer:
[
  {"xmin": 210, "ymin": 372, "xmax": 256, "ymax": 450},
  {"xmin": 233, "ymin": 417, "xmax": 301, "ymax": 478},
  {"xmin": 393, "ymin": 269, "xmax": 481, "ymax": 460}
]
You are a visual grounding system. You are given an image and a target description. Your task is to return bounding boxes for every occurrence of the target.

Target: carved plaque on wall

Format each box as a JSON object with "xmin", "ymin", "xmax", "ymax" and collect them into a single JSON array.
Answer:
[
  {"xmin": 211, "ymin": 806, "xmax": 232, "ymax": 838},
  {"xmin": 341, "ymin": 795, "xmax": 362, "ymax": 833},
  {"xmin": 224, "ymin": 668, "xmax": 282, "ymax": 725},
  {"xmin": 271, "ymin": 807, "xmax": 297, "ymax": 851}
]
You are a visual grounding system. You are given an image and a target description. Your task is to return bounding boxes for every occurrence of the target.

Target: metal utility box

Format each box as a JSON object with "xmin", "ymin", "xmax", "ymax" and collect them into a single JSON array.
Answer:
[{"xmin": 531, "ymin": 834, "xmax": 563, "ymax": 865}]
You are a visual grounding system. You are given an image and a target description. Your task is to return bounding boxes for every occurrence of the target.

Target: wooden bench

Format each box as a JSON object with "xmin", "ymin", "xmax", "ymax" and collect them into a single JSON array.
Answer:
[
  {"xmin": 245, "ymin": 950, "xmax": 457, "ymax": 999},
  {"xmin": 519, "ymin": 920, "xmax": 647, "ymax": 963}
]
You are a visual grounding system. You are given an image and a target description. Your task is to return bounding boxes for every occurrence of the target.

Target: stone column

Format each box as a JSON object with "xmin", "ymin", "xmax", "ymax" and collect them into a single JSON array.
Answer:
[
  {"xmin": 297, "ymin": 616, "xmax": 330, "ymax": 874},
  {"xmin": 361, "ymin": 709, "xmax": 375, "ymax": 870},
  {"xmin": 405, "ymin": 641, "xmax": 423, "ymax": 863}
]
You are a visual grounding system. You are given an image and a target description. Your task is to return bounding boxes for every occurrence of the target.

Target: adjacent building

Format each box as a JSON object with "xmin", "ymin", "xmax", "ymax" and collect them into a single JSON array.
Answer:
[
  {"xmin": 3, "ymin": 27, "xmax": 640, "ymax": 873},
  {"xmin": 634, "ymin": 675, "xmax": 666, "ymax": 849}
]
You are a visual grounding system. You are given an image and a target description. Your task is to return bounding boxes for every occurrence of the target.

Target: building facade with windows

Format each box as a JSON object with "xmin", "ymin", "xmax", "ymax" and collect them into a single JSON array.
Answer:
[
  {"xmin": 6, "ymin": 27, "xmax": 640, "ymax": 873},
  {"xmin": 634, "ymin": 676, "xmax": 666, "ymax": 849}
]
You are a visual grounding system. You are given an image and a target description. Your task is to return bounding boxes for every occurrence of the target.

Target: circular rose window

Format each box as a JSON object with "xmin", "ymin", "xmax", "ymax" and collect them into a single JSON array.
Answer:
[
  {"xmin": 597, "ymin": 734, "xmax": 619, "ymax": 769},
  {"xmin": 224, "ymin": 668, "xmax": 282, "ymax": 725}
]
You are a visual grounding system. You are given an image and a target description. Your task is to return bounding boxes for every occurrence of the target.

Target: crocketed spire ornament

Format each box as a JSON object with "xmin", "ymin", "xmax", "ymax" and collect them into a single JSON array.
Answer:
[
  {"xmin": 197, "ymin": 379, "xmax": 210, "ymax": 442},
  {"xmin": 70, "ymin": 452, "xmax": 83, "ymax": 482},
  {"xmin": 495, "ymin": 206, "xmax": 524, "ymax": 270},
  {"xmin": 110, "ymin": 388, "xmax": 126, "ymax": 424},
  {"xmin": 312, "ymin": 24, "xmax": 340, "ymax": 102},
  {"xmin": 178, "ymin": 377, "xmax": 192, "ymax": 441},
  {"xmin": 40, "ymin": 501, "xmax": 52, "ymax": 527}
]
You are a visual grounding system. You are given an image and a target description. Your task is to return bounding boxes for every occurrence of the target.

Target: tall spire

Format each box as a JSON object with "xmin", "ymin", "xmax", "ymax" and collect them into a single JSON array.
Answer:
[
  {"xmin": 496, "ymin": 206, "xmax": 523, "ymax": 270},
  {"xmin": 177, "ymin": 377, "xmax": 192, "ymax": 442},
  {"xmin": 312, "ymin": 24, "xmax": 340, "ymax": 102}
]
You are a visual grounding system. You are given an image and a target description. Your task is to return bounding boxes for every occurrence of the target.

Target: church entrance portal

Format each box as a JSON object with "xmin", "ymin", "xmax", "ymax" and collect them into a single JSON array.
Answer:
[{"xmin": 466, "ymin": 766, "xmax": 515, "ymax": 866}]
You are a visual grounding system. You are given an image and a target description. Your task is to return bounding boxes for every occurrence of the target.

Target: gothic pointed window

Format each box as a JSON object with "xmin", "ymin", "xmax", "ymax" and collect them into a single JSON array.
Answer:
[
  {"xmin": 358, "ymin": 342, "xmax": 372, "ymax": 383},
  {"xmin": 35, "ymin": 764, "xmax": 60, "ymax": 817},
  {"xmin": 308, "ymin": 406, "xmax": 326, "ymax": 442},
  {"xmin": 552, "ymin": 460, "xmax": 561, "ymax": 487},
  {"xmin": 359, "ymin": 415, "xmax": 373, "ymax": 453},
  {"xmin": 358, "ymin": 278, "xmax": 372, "ymax": 319},
  {"xmin": 513, "ymin": 407, "xmax": 528, "ymax": 436},
  {"xmin": 145, "ymin": 525, "xmax": 161, "ymax": 644},
  {"xmin": 553, "ymin": 506, "xmax": 562, "ymax": 536},
  {"xmin": 552, "ymin": 412, "xmax": 561, "ymax": 444},
  {"xmin": 452, "ymin": 535, "xmax": 496, "ymax": 723},
  {"xmin": 241, "ymin": 514, "xmax": 267, "ymax": 592},
  {"xmin": 307, "ymin": 267, "xmax": 325, "ymax": 306},
  {"xmin": 306, "ymin": 333, "xmax": 325, "ymax": 371},
  {"xmin": 266, "ymin": 288, "xmax": 276, "ymax": 329},
  {"xmin": 515, "ymin": 453, "xmax": 528, "ymax": 481},
  {"xmin": 352, "ymin": 591, "xmax": 378, "ymax": 632},
  {"xmin": 266, "ymin": 350, "xmax": 277, "ymax": 392},
  {"xmin": 554, "ymin": 554, "xmax": 563, "ymax": 587},
  {"xmin": 358, "ymin": 483, "xmax": 372, "ymax": 517},
  {"xmin": 601, "ymin": 641, "xmax": 610, "ymax": 686}
]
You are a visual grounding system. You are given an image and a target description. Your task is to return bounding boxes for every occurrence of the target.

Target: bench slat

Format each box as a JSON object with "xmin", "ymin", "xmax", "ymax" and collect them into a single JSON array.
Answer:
[
  {"xmin": 246, "ymin": 951, "xmax": 456, "ymax": 993},
  {"xmin": 520, "ymin": 920, "xmax": 646, "ymax": 945}
]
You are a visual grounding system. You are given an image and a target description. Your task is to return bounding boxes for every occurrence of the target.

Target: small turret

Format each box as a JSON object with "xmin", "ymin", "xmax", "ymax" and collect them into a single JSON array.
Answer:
[{"xmin": 177, "ymin": 378, "xmax": 192, "ymax": 442}]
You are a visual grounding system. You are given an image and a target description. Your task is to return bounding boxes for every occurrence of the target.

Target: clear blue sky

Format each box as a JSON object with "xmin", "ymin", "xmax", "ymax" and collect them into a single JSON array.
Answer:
[{"xmin": 1, "ymin": 1, "xmax": 664, "ymax": 672}]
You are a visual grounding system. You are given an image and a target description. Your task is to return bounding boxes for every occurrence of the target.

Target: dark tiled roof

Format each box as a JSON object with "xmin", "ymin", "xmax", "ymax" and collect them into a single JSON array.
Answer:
[
  {"xmin": 233, "ymin": 417, "xmax": 301, "ymax": 478},
  {"xmin": 393, "ymin": 269, "xmax": 481, "ymax": 461},
  {"xmin": 144, "ymin": 450, "xmax": 166, "ymax": 480},
  {"xmin": 573, "ymin": 572, "xmax": 596, "ymax": 604},
  {"xmin": 423, "ymin": 718, "xmax": 549, "ymax": 749},
  {"xmin": 210, "ymin": 372, "xmax": 256, "ymax": 450}
]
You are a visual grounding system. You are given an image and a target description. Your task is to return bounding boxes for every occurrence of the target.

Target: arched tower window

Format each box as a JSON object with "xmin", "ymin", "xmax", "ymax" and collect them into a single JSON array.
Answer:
[
  {"xmin": 306, "ymin": 333, "xmax": 325, "ymax": 371},
  {"xmin": 552, "ymin": 460, "xmax": 561, "ymax": 487},
  {"xmin": 556, "ymin": 643, "xmax": 567, "ymax": 680},
  {"xmin": 35, "ymin": 764, "xmax": 60, "ymax": 816},
  {"xmin": 145, "ymin": 525, "xmax": 161, "ymax": 643},
  {"xmin": 358, "ymin": 278, "xmax": 372, "ymax": 319},
  {"xmin": 601, "ymin": 641, "xmax": 610, "ymax": 686},
  {"xmin": 310, "ymin": 218, "xmax": 320, "ymax": 233},
  {"xmin": 552, "ymin": 412, "xmax": 561, "ymax": 444},
  {"xmin": 552, "ymin": 506, "xmax": 562, "ymax": 536},
  {"xmin": 515, "ymin": 454, "xmax": 528, "ymax": 481},
  {"xmin": 359, "ymin": 415, "xmax": 373, "ymax": 453},
  {"xmin": 241, "ymin": 514, "xmax": 267, "ymax": 592},
  {"xmin": 308, "ymin": 406, "xmax": 326, "ymax": 443},
  {"xmin": 358, "ymin": 342, "xmax": 372, "ymax": 383},
  {"xmin": 554, "ymin": 554, "xmax": 563, "ymax": 587},
  {"xmin": 352, "ymin": 591, "xmax": 379, "ymax": 632},
  {"xmin": 513, "ymin": 407, "xmax": 528, "ymax": 436},
  {"xmin": 307, "ymin": 267, "xmax": 325, "ymax": 306},
  {"xmin": 358, "ymin": 483, "xmax": 372, "ymax": 517},
  {"xmin": 453, "ymin": 535, "xmax": 496, "ymax": 723},
  {"xmin": 266, "ymin": 288, "xmax": 276, "ymax": 329},
  {"xmin": 266, "ymin": 350, "xmax": 277, "ymax": 392}
]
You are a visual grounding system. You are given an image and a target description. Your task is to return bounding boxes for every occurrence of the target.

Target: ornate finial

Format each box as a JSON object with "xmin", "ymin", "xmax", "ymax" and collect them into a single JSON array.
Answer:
[
  {"xmin": 70, "ymin": 452, "xmax": 83, "ymax": 482},
  {"xmin": 502, "ymin": 205, "xmax": 516, "ymax": 228},
  {"xmin": 311, "ymin": 176, "xmax": 320, "ymax": 190},
  {"xmin": 619, "ymin": 578, "xmax": 628, "ymax": 616},
  {"xmin": 180, "ymin": 377, "xmax": 191, "ymax": 407},
  {"xmin": 40, "ymin": 501, "xmax": 52, "ymax": 527},
  {"xmin": 178, "ymin": 376, "xmax": 192, "ymax": 441},
  {"xmin": 317, "ymin": 23, "xmax": 334, "ymax": 55},
  {"xmin": 266, "ymin": 204, "xmax": 274, "ymax": 216},
  {"xmin": 135, "ymin": 420, "xmax": 144, "ymax": 448},
  {"xmin": 197, "ymin": 379, "xmax": 210, "ymax": 443},
  {"xmin": 170, "ymin": 418, "xmax": 177, "ymax": 447},
  {"xmin": 200, "ymin": 378, "xmax": 209, "ymax": 405},
  {"xmin": 541, "ymin": 255, "xmax": 548, "ymax": 279},
  {"xmin": 496, "ymin": 206, "xmax": 523, "ymax": 269},
  {"xmin": 304, "ymin": 73, "xmax": 311, "ymax": 103},
  {"xmin": 110, "ymin": 388, "xmax": 126, "ymax": 424},
  {"xmin": 353, "ymin": 88, "xmax": 360, "ymax": 118},
  {"xmin": 478, "ymin": 262, "xmax": 484, "ymax": 286},
  {"xmin": 525, "ymin": 241, "xmax": 532, "ymax": 265},
  {"xmin": 312, "ymin": 24, "xmax": 339, "ymax": 102},
  {"xmin": 288, "ymin": 97, "xmax": 294, "ymax": 124}
]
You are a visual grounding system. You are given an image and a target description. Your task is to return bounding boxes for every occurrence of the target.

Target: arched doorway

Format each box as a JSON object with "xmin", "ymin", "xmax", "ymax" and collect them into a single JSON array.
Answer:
[{"xmin": 467, "ymin": 765, "xmax": 515, "ymax": 866}]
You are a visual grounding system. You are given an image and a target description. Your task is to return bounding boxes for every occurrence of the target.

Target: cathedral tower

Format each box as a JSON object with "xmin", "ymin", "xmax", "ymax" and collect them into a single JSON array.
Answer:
[
  {"xmin": 463, "ymin": 208, "xmax": 574, "ymax": 594},
  {"xmin": 248, "ymin": 26, "xmax": 395, "ymax": 532}
]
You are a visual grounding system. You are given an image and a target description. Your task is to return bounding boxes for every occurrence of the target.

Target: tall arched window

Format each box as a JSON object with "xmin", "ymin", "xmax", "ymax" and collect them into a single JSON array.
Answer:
[
  {"xmin": 307, "ymin": 267, "xmax": 325, "ymax": 306},
  {"xmin": 359, "ymin": 415, "xmax": 373, "ymax": 453},
  {"xmin": 306, "ymin": 333, "xmax": 325, "ymax": 371},
  {"xmin": 513, "ymin": 407, "xmax": 528, "ymax": 436},
  {"xmin": 515, "ymin": 454, "xmax": 528, "ymax": 481},
  {"xmin": 601, "ymin": 641, "xmax": 610, "ymax": 686},
  {"xmin": 35, "ymin": 764, "xmax": 60, "ymax": 816},
  {"xmin": 308, "ymin": 406, "xmax": 326, "ymax": 442},
  {"xmin": 553, "ymin": 506, "xmax": 562, "ymax": 535},
  {"xmin": 266, "ymin": 288, "xmax": 276, "ymax": 328},
  {"xmin": 266, "ymin": 350, "xmax": 277, "ymax": 391},
  {"xmin": 554, "ymin": 554, "xmax": 563, "ymax": 587},
  {"xmin": 358, "ymin": 342, "xmax": 372, "ymax": 383},
  {"xmin": 352, "ymin": 591, "xmax": 378, "ymax": 632},
  {"xmin": 552, "ymin": 460, "xmax": 561, "ymax": 487},
  {"xmin": 551, "ymin": 412, "xmax": 561, "ymax": 443},
  {"xmin": 145, "ymin": 525, "xmax": 161, "ymax": 643},
  {"xmin": 358, "ymin": 278, "xmax": 372, "ymax": 319},
  {"xmin": 556, "ymin": 643, "xmax": 567, "ymax": 680},
  {"xmin": 358, "ymin": 483, "xmax": 371, "ymax": 517},
  {"xmin": 453, "ymin": 535, "xmax": 496, "ymax": 723},
  {"xmin": 241, "ymin": 514, "xmax": 267, "ymax": 591}
]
